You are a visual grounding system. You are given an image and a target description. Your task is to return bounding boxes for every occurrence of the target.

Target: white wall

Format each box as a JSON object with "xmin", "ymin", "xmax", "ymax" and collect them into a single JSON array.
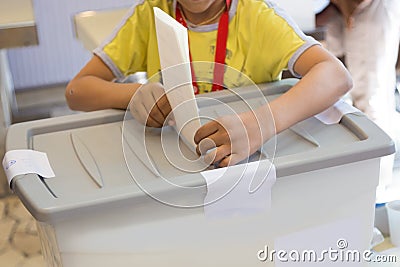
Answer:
[
  {"xmin": 273, "ymin": 0, "xmax": 316, "ymax": 32},
  {"xmin": 7, "ymin": 0, "xmax": 318, "ymax": 90},
  {"xmin": 7, "ymin": 0, "xmax": 134, "ymax": 90}
]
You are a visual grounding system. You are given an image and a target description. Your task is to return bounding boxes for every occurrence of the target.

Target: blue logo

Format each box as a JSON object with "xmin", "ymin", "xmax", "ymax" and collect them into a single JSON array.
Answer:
[{"xmin": 5, "ymin": 160, "xmax": 16, "ymax": 170}]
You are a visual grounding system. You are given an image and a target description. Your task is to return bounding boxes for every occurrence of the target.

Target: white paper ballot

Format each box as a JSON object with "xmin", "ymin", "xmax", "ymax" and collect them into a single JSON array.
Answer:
[
  {"xmin": 201, "ymin": 160, "xmax": 276, "ymax": 218},
  {"xmin": 2, "ymin": 149, "xmax": 55, "ymax": 187},
  {"xmin": 154, "ymin": 7, "xmax": 201, "ymax": 152},
  {"xmin": 315, "ymin": 99, "xmax": 361, "ymax": 125}
]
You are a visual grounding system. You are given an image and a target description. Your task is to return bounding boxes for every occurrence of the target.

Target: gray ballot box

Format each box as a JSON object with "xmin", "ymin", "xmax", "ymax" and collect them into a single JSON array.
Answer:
[{"xmin": 5, "ymin": 79, "xmax": 395, "ymax": 266}]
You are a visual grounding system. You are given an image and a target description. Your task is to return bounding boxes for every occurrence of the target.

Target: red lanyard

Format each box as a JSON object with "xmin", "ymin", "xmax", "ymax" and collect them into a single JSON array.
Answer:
[{"xmin": 175, "ymin": 0, "xmax": 231, "ymax": 93}]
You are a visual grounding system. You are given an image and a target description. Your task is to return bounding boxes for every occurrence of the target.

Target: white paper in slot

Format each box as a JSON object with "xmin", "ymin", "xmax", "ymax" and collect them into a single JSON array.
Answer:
[
  {"xmin": 2, "ymin": 149, "xmax": 55, "ymax": 188},
  {"xmin": 315, "ymin": 99, "xmax": 361, "ymax": 125},
  {"xmin": 201, "ymin": 160, "xmax": 276, "ymax": 218}
]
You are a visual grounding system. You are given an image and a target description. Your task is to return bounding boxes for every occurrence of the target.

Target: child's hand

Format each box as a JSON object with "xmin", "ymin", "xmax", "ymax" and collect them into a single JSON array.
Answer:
[
  {"xmin": 129, "ymin": 82, "xmax": 172, "ymax": 127},
  {"xmin": 194, "ymin": 109, "xmax": 271, "ymax": 167}
]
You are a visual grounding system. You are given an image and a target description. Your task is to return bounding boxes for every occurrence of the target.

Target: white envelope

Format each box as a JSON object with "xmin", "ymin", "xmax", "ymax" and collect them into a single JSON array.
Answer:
[{"xmin": 154, "ymin": 7, "xmax": 201, "ymax": 153}]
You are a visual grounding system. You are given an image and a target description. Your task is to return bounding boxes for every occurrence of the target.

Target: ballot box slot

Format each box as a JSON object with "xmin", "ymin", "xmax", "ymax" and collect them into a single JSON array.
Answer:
[
  {"xmin": 121, "ymin": 123, "xmax": 163, "ymax": 178},
  {"xmin": 37, "ymin": 175, "xmax": 58, "ymax": 198},
  {"xmin": 31, "ymin": 122, "xmax": 136, "ymax": 198},
  {"xmin": 70, "ymin": 133, "xmax": 104, "ymax": 188},
  {"xmin": 339, "ymin": 115, "xmax": 368, "ymax": 141},
  {"xmin": 195, "ymin": 81, "xmax": 293, "ymax": 109}
]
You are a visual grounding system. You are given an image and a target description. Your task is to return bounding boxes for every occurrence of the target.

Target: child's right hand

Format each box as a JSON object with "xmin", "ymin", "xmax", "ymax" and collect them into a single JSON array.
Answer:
[
  {"xmin": 129, "ymin": 82, "xmax": 172, "ymax": 127},
  {"xmin": 194, "ymin": 108, "xmax": 271, "ymax": 167}
]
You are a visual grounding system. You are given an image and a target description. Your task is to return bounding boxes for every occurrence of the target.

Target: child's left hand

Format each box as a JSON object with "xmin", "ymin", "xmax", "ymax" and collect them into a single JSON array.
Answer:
[
  {"xmin": 194, "ymin": 109, "xmax": 272, "ymax": 167},
  {"xmin": 129, "ymin": 82, "xmax": 172, "ymax": 127}
]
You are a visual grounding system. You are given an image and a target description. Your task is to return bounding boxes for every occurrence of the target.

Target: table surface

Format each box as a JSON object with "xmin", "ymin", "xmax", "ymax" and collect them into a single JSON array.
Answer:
[
  {"xmin": 0, "ymin": 0, "xmax": 35, "ymax": 29},
  {"xmin": 74, "ymin": 8, "xmax": 129, "ymax": 51},
  {"xmin": 374, "ymin": 237, "xmax": 396, "ymax": 252}
]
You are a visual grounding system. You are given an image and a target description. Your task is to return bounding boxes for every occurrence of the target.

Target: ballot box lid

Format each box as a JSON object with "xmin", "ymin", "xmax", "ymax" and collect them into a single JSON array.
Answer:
[{"xmin": 5, "ymin": 79, "xmax": 395, "ymax": 222}]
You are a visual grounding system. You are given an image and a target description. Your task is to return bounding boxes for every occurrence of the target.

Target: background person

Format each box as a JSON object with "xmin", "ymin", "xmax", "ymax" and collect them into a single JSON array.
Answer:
[{"xmin": 316, "ymin": 0, "xmax": 400, "ymax": 202}]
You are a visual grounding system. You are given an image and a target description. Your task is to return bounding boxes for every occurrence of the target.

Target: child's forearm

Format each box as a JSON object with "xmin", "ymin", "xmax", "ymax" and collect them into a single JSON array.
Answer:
[
  {"xmin": 66, "ymin": 76, "xmax": 141, "ymax": 111},
  {"xmin": 258, "ymin": 57, "xmax": 352, "ymax": 142}
]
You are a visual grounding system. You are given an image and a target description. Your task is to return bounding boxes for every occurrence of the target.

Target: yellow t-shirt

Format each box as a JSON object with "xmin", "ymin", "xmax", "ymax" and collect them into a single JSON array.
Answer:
[{"xmin": 94, "ymin": 0, "xmax": 318, "ymax": 93}]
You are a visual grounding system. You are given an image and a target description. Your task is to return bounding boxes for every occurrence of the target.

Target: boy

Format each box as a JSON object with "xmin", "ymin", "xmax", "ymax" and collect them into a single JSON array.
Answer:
[{"xmin": 66, "ymin": 0, "xmax": 352, "ymax": 167}]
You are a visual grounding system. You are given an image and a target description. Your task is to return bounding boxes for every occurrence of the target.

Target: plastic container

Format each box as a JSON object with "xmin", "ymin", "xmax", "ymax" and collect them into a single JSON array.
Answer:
[
  {"xmin": 386, "ymin": 200, "xmax": 400, "ymax": 246},
  {"xmin": 5, "ymin": 79, "xmax": 395, "ymax": 266}
]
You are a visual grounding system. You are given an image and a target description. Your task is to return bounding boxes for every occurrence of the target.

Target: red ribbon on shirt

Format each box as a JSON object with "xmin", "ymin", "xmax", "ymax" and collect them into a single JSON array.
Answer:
[{"xmin": 175, "ymin": 0, "xmax": 231, "ymax": 93}]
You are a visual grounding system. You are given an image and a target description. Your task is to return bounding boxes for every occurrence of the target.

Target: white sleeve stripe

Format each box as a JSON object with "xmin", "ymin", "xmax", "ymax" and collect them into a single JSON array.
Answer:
[
  {"xmin": 264, "ymin": 0, "xmax": 308, "ymax": 40},
  {"xmin": 264, "ymin": 0, "xmax": 320, "ymax": 77},
  {"xmin": 288, "ymin": 41, "xmax": 320, "ymax": 78},
  {"xmin": 93, "ymin": 49, "xmax": 125, "ymax": 79},
  {"xmin": 96, "ymin": 0, "xmax": 145, "ymax": 51},
  {"xmin": 93, "ymin": 0, "xmax": 145, "ymax": 78}
]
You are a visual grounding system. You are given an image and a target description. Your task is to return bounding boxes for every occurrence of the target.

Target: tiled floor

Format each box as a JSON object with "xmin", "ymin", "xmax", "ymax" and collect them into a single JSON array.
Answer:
[
  {"xmin": 0, "ymin": 195, "xmax": 45, "ymax": 267},
  {"xmin": 0, "ymin": 85, "xmax": 69, "ymax": 267}
]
